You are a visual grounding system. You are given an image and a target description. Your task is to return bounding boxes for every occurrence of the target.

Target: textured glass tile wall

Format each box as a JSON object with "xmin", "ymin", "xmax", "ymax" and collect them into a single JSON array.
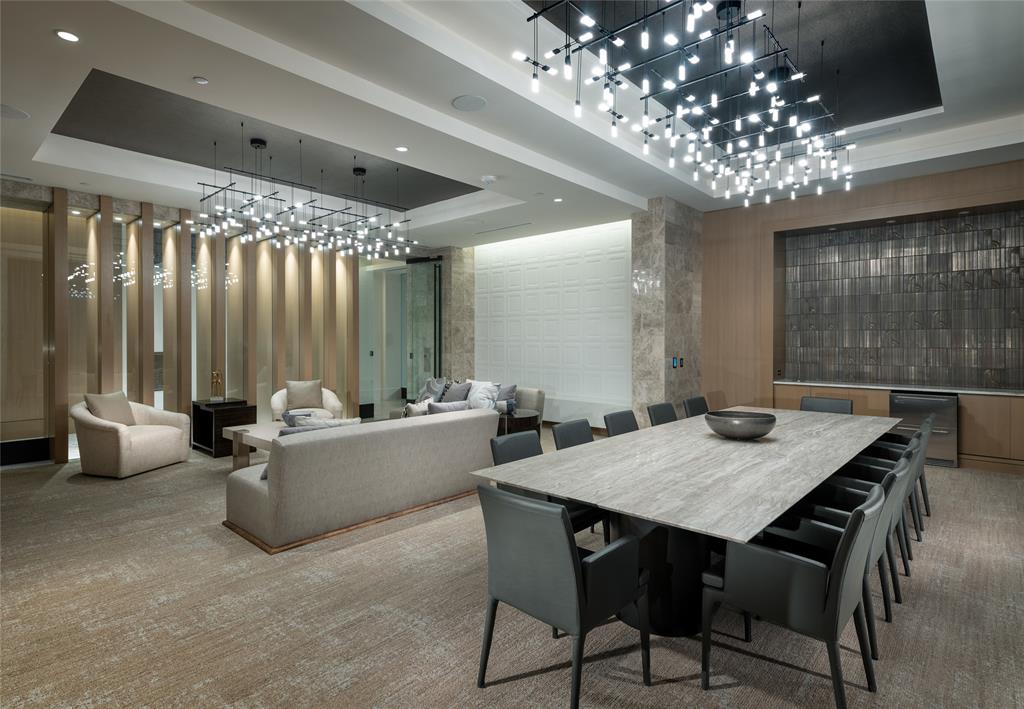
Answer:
[{"xmin": 782, "ymin": 206, "xmax": 1024, "ymax": 389}]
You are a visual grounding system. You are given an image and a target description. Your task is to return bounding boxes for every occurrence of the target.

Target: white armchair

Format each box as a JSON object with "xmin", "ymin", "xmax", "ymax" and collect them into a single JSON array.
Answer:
[
  {"xmin": 70, "ymin": 401, "xmax": 190, "ymax": 478},
  {"xmin": 270, "ymin": 388, "xmax": 344, "ymax": 421}
]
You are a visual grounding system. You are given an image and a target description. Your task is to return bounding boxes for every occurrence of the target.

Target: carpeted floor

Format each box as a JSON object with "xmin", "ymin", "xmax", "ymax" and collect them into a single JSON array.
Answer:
[{"xmin": 1, "ymin": 450, "xmax": 1021, "ymax": 708}]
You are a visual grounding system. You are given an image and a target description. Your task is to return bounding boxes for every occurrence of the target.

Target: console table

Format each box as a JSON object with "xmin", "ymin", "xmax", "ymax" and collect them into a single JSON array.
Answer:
[{"xmin": 192, "ymin": 399, "xmax": 256, "ymax": 458}]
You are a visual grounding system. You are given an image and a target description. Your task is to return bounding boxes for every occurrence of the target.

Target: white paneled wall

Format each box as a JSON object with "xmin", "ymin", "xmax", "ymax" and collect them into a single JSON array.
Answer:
[{"xmin": 475, "ymin": 220, "xmax": 632, "ymax": 426}]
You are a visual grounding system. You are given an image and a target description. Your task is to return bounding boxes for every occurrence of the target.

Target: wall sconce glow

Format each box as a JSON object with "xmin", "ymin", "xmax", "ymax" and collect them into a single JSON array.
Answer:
[{"xmin": 55, "ymin": 30, "xmax": 79, "ymax": 42}]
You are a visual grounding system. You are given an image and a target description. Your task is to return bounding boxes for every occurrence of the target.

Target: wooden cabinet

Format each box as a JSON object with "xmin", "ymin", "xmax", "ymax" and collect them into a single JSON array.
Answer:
[
  {"xmin": 1012, "ymin": 398, "xmax": 1024, "ymax": 462},
  {"xmin": 773, "ymin": 384, "xmax": 889, "ymax": 416},
  {"xmin": 958, "ymin": 395, "xmax": 1012, "ymax": 460},
  {"xmin": 773, "ymin": 384, "xmax": 809, "ymax": 410}
]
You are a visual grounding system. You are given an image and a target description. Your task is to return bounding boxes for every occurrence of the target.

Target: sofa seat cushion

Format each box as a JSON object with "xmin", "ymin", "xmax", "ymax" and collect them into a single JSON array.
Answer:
[{"xmin": 122, "ymin": 424, "xmax": 188, "ymax": 476}]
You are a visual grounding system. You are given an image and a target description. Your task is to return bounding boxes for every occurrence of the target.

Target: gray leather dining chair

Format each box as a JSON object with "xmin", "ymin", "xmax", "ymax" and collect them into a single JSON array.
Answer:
[
  {"xmin": 702, "ymin": 485, "xmax": 884, "ymax": 709},
  {"xmin": 800, "ymin": 396, "xmax": 854, "ymax": 414},
  {"xmin": 476, "ymin": 484, "xmax": 651, "ymax": 709},
  {"xmin": 875, "ymin": 415, "xmax": 935, "ymax": 520},
  {"xmin": 490, "ymin": 431, "xmax": 609, "ymax": 544},
  {"xmin": 604, "ymin": 409, "xmax": 639, "ymax": 437},
  {"xmin": 647, "ymin": 402, "xmax": 677, "ymax": 426},
  {"xmin": 682, "ymin": 395, "xmax": 709, "ymax": 418},
  {"xmin": 552, "ymin": 419, "xmax": 594, "ymax": 450}
]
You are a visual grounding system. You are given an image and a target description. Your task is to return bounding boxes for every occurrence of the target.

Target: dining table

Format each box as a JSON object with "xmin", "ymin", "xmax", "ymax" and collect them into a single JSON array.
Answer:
[{"xmin": 474, "ymin": 406, "xmax": 901, "ymax": 637}]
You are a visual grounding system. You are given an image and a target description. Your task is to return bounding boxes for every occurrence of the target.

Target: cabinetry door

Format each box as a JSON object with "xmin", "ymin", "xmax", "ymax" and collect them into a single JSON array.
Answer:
[
  {"xmin": 958, "ymin": 395, "xmax": 1011, "ymax": 459},
  {"xmin": 1011, "ymin": 398, "xmax": 1024, "ymax": 461}
]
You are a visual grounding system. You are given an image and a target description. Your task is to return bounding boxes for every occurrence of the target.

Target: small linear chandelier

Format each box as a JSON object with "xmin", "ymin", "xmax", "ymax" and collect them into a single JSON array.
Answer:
[
  {"xmin": 191, "ymin": 125, "xmax": 419, "ymax": 254},
  {"xmin": 515, "ymin": 0, "xmax": 856, "ymax": 206}
]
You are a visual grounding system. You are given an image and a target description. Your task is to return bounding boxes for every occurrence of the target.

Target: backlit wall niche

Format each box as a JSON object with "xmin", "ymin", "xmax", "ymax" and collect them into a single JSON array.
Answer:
[{"xmin": 475, "ymin": 220, "xmax": 632, "ymax": 425}]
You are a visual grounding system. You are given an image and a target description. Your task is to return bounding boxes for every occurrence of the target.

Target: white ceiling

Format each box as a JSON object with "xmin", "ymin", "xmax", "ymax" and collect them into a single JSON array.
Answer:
[{"xmin": 2, "ymin": 0, "xmax": 1022, "ymax": 248}]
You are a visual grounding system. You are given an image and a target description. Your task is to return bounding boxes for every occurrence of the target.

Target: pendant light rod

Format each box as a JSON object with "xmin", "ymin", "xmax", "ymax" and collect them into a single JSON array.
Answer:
[{"xmin": 640, "ymin": 47, "xmax": 787, "ymax": 100}]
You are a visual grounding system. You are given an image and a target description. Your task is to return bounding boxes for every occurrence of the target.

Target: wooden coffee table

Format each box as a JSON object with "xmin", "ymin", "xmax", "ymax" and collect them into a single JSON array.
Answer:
[
  {"xmin": 222, "ymin": 421, "xmax": 287, "ymax": 471},
  {"xmin": 498, "ymin": 408, "xmax": 541, "ymax": 437}
]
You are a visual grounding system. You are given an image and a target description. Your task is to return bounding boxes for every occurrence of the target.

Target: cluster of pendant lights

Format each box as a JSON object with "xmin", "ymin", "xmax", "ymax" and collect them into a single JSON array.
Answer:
[
  {"xmin": 515, "ymin": 0, "xmax": 856, "ymax": 206},
  {"xmin": 190, "ymin": 132, "xmax": 417, "ymax": 259}
]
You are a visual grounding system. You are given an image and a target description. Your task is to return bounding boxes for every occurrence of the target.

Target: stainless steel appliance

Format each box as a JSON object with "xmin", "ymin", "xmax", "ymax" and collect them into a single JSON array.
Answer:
[{"xmin": 889, "ymin": 392, "xmax": 958, "ymax": 467}]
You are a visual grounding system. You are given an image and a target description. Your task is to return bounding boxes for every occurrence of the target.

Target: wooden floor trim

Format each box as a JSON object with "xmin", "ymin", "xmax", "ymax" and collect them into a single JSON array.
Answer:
[
  {"xmin": 223, "ymin": 489, "xmax": 478, "ymax": 554},
  {"xmin": 958, "ymin": 454, "xmax": 1024, "ymax": 475}
]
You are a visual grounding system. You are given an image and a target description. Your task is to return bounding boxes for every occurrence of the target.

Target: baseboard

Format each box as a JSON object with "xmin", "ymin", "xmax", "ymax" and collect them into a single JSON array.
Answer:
[
  {"xmin": 223, "ymin": 489, "xmax": 477, "ymax": 554},
  {"xmin": 958, "ymin": 454, "xmax": 1024, "ymax": 475}
]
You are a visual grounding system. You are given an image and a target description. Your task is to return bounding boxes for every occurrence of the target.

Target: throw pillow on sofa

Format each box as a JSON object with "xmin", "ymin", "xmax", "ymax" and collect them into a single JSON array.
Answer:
[
  {"xmin": 84, "ymin": 391, "xmax": 136, "ymax": 426},
  {"xmin": 428, "ymin": 400, "xmax": 469, "ymax": 414},
  {"xmin": 286, "ymin": 379, "xmax": 323, "ymax": 409},
  {"xmin": 416, "ymin": 377, "xmax": 447, "ymax": 403},
  {"xmin": 467, "ymin": 380, "xmax": 499, "ymax": 409},
  {"xmin": 404, "ymin": 401, "xmax": 431, "ymax": 417},
  {"xmin": 497, "ymin": 383, "xmax": 518, "ymax": 402},
  {"xmin": 441, "ymin": 381, "xmax": 471, "ymax": 402}
]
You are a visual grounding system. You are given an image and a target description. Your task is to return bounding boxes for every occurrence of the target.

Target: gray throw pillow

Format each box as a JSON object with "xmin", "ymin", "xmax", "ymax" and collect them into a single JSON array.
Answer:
[
  {"xmin": 497, "ymin": 383, "xmax": 517, "ymax": 402},
  {"xmin": 428, "ymin": 400, "xmax": 469, "ymax": 414},
  {"xmin": 441, "ymin": 381, "xmax": 471, "ymax": 402},
  {"xmin": 416, "ymin": 377, "xmax": 447, "ymax": 403},
  {"xmin": 292, "ymin": 416, "xmax": 360, "ymax": 429},
  {"xmin": 84, "ymin": 391, "xmax": 136, "ymax": 426},
  {"xmin": 404, "ymin": 401, "xmax": 431, "ymax": 417},
  {"xmin": 286, "ymin": 380, "xmax": 323, "ymax": 409}
]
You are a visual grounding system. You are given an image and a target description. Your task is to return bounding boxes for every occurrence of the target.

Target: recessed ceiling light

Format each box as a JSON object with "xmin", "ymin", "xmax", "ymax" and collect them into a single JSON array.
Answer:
[
  {"xmin": 71, "ymin": 210, "xmax": 81, "ymax": 216},
  {"xmin": 886, "ymin": 219, "xmax": 896, "ymax": 224},
  {"xmin": 55, "ymin": 30, "xmax": 79, "ymax": 43},
  {"xmin": 452, "ymin": 95, "xmax": 487, "ymax": 112},
  {"xmin": 193, "ymin": 76, "xmax": 209, "ymax": 86},
  {"xmin": 395, "ymin": 146, "xmax": 408, "ymax": 152},
  {"xmin": 0, "ymin": 104, "xmax": 30, "ymax": 120},
  {"xmin": 553, "ymin": 198, "xmax": 563, "ymax": 203},
  {"xmin": 114, "ymin": 216, "xmax": 123, "ymax": 222}
]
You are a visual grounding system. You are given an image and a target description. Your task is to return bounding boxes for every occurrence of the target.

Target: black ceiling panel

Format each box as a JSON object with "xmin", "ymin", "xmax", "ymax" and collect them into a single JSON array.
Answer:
[
  {"xmin": 524, "ymin": 0, "xmax": 942, "ymax": 130},
  {"xmin": 52, "ymin": 70, "xmax": 479, "ymax": 210}
]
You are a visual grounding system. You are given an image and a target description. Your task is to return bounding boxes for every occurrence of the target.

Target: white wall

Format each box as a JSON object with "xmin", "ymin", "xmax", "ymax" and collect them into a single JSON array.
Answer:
[{"xmin": 474, "ymin": 220, "xmax": 632, "ymax": 426}]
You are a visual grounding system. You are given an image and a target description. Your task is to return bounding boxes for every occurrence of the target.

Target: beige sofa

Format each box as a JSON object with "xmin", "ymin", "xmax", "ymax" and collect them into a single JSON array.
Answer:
[
  {"xmin": 389, "ymin": 386, "xmax": 546, "ymax": 421},
  {"xmin": 70, "ymin": 401, "xmax": 190, "ymax": 478},
  {"xmin": 225, "ymin": 409, "xmax": 499, "ymax": 551}
]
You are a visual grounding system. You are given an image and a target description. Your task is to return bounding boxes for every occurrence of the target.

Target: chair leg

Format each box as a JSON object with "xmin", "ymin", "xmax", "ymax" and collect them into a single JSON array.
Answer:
[
  {"xmin": 701, "ymin": 594, "xmax": 719, "ymax": 690},
  {"xmin": 477, "ymin": 596, "xmax": 499, "ymax": 688},
  {"xmin": 911, "ymin": 487, "xmax": 925, "ymax": 534},
  {"xmin": 853, "ymin": 604, "xmax": 877, "ymax": 692},
  {"xmin": 901, "ymin": 508, "xmax": 914, "ymax": 561},
  {"xmin": 743, "ymin": 611, "xmax": 753, "ymax": 642},
  {"xmin": 919, "ymin": 471, "xmax": 932, "ymax": 517},
  {"xmin": 895, "ymin": 521, "xmax": 911, "ymax": 577},
  {"xmin": 826, "ymin": 640, "xmax": 848, "ymax": 709},
  {"xmin": 909, "ymin": 494, "xmax": 923, "ymax": 542},
  {"xmin": 603, "ymin": 519, "xmax": 611, "ymax": 545},
  {"xmin": 552, "ymin": 626, "xmax": 559, "ymax": 639},
  {"xmin": 636, "ymin": 592, "xmax": 652, "ymax": 686},
  {"xmin": 862, "ymin": 575, "xmax": 879, "ymax": 660},
  {"xmin": 886, "ymin": 538, "xmax": 903, "ymax": 604},
  {"xmin": 570, "ymin": 632, "xmax": 586, "ymax": 709},
  {"xmin": 877, "ymin": 559, "xmax": 893, "ymax": 623}
]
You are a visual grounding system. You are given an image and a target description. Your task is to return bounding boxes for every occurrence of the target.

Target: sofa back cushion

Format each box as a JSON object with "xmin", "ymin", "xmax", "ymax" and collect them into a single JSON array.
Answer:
[
  {"xmin": 85, "ymin": 391, "xmax": 136, "ymax": 426},
  {"xmin": 441, "ymin": 381, "xmax": 471, "ymax": 402},
  {"xmin": 287, "ymin": 380, "xmax": 323, "ymax": 409}
]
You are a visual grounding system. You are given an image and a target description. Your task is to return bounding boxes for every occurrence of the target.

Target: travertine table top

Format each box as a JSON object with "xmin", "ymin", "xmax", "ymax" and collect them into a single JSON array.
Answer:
[
  {"xmin": 475, "ymin": 407, "xmax": 900, "ymax": 543},
  {"xmin": 222, "ymin": 421, "xmax": 286, "ymax": 450}
]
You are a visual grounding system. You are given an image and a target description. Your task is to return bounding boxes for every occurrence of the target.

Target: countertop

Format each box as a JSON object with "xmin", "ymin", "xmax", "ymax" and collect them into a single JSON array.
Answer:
[{"xmin": 773, "ymin": 380, "xmax": 1024, "ymax": 398}]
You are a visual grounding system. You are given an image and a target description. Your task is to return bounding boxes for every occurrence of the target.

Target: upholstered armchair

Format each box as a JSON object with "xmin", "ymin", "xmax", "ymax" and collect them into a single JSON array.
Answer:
[
  {"xmin": 270, "ymin": 387, "xmax": 343, "ymax": 421},
  {"xmin": 515, "ymin": 387, "xmax": 545, "ymax": 421},
  {"xmin": 70, "ymin": 401, "xmax": 190, "ymax": 478}
]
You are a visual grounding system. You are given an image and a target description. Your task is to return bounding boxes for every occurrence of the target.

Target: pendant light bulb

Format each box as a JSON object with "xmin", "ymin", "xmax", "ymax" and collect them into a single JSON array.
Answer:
[
  {"xmin": 641, "ymin": 28, "xmax": 649, "ymax": 50},
  {"xmin": 573, "ymin": 100, "xmax": 582, "ymax": 119},
  {"xmin": 531, "ymin": 74, "xmax": 539, "ymax": 93}
]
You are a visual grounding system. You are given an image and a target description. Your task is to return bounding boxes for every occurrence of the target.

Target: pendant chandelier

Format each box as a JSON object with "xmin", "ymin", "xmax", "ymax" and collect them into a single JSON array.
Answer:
[
  {"xmin": 516, "ymin": 0, "xmax": 856, "ymax": 206},
  {"xmin": 190, "ymin": 125, "xmax": 418, "ymax": 255}
]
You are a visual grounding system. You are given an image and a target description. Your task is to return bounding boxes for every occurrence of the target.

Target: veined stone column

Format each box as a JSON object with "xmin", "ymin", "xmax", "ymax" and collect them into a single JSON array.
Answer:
[
  {"xmin": 631, "ymin": 196, "xmax": 703, "ymax": 424},
  {"xmin": 438, "ymin": 246, "xmax": 475, "ymax": 380}
]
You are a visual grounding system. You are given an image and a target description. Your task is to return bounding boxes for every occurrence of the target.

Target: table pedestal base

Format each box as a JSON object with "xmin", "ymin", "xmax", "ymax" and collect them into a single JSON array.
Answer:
[{"xmin": 612, "ymin": 515, "xmax": 709, "ymax": 637}]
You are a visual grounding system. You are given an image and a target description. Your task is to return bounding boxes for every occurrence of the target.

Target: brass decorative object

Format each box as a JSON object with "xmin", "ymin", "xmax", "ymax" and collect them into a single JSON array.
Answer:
[{"xmin": 210, "ymin": 370, "xmax": 224, "ymax": 402}]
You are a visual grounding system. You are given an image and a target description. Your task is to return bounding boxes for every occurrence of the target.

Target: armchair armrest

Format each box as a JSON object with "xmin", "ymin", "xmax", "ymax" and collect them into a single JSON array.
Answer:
[
  {"xmin": 71, "ymin": 404, "xmax": 128, "ymax": 435},
  {"xmin": 854, "ymin": 453, "xmax": 898, "ymax": 470},
  {"xmin": 762, "ymin": 516, "xmax": 844, "ymax": 556},
  {"xmin": 581, "ymin": 535, "xmax": 641, "ymax": 620},
  {"xmin": 129, "ymin": 403, "xmax": 190, "ymax": 431},
  {"xmin": 827, "ymin": 475, "xmax": 878, "ymax": 494},
  {"xmin": 862, "ymin": 443, "xmax": 904, "ymax": 461},
  {"xmin": 841, "ymin": 459, "xmax": 891, "ymax": 483},
  {"xmin": 722, "ymin": 540, "xmax": 829, "ymax": 619},
  {"xmin": 878, "ymin": 431, "xmax": 913, "ymax": 445}
]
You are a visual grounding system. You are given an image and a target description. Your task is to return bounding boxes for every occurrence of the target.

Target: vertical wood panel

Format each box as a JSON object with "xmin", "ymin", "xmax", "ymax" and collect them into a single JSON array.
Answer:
[
  {"xmin": 47, "ymin": 188, "xmax": 69, "ymax": 463},
  {"xmin": 211, "ymin": 234, "xmax": 226, "ymax": 385},
  {"xmin": 344, "ymin": 255, "xmax": 359, "ymax": 416},
  {"xmin": 243, "ymin": 240, "xmax": 257, "ymax": 403},
  {"xmin": 96, "ymin": 196, "xmax": 114, "ymax": 393},
  {"xmin": 273, "ymin": 244, "xmax": 286, "ymax": 389},
  {"xmin": 126, "ymin": 221, "xmax": 140, "ymax": 402},
  {"xmin": 138, "ymin": 204, "xmax": 154, "ymax": 406},
  {"xmin": 162, "ymin": 225, "xmax": 178, "ymax": 412},
  {"xmin": 300, "ymin": 246, "xmax": 313, "ymax": 379},
  {"xmin": 177, "ymin": 211, "xmax": 192, "ymax": 412},
  {"xmin": 323, "ymin": 251, "xmax": 337, "ymax": 391}
]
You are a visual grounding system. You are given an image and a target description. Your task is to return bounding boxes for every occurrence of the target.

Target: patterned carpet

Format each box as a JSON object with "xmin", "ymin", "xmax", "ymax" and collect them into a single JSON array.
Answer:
[{"xmin": 1, "ymin": 452, "xmax": 1021, "ymax": 708}]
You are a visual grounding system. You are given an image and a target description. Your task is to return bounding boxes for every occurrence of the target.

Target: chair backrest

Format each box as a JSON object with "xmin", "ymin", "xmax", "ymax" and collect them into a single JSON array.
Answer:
[
  {"xmin": 477, "ymin": 484, "xmax": 584, "ymax": 634},
  {"xmin": 871, "ymin": 452, "xmax": 914, "ymax": 560},
  {"xmin": 552, "ymin": 419, "xmax": 594, "ymax": 450},
  {"xmin": 490, "ymin": 431, "xmax": 543, "ymax": 466},
  {"xmin": 604, "ymin": 409, "xmax": 639, "ymax": 437},
  {"xmin": 647, "ymin": 402, "xmax": 678, "ymax": 426},
  {"xmin": 682, "ymin": 395, "xmax": 709, "ymax": 418},
  {"xmin": 800, "ymin": 396, "xmax": 853, "ymax": 414},
  {"xmin": 516, "ymin": 387, "xmax": 546, "ymax": 421},
  {"xmin": 910, "ymin": 414, "xmax": 934, "ymax": 482},
  {"xmin": 826, "ymin": 485, "xmax": 884, "ymax": 631}
]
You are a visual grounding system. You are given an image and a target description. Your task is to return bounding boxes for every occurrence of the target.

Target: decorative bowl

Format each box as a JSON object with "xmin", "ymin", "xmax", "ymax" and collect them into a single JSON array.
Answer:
[{"xmin": 704, "ymin": 411, "xmax": 776, "ymax": 440}]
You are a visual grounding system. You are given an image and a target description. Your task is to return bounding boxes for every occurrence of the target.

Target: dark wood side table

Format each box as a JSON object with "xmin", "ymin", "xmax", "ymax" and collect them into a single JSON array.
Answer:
[
  {"xmin": 192, "ymin": 399, "xmax": 256, "ymax": 458},
  {"xmin": 498, "ymin": 408, "xmax": 541, "ymax": 437}
]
